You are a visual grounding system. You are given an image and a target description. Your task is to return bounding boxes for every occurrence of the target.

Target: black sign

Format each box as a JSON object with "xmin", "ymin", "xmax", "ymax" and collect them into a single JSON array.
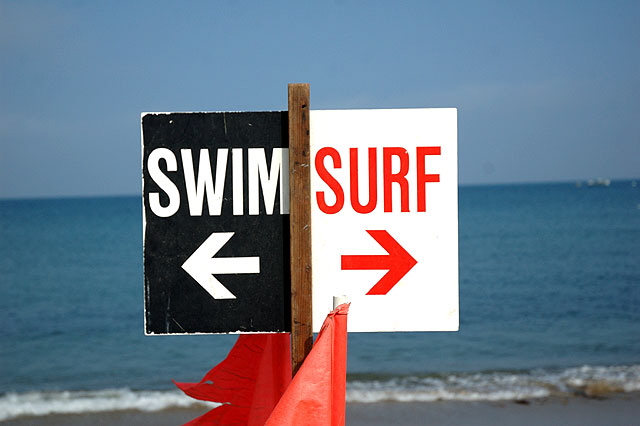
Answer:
[{"xmin": 142, "ymin": 112, "xmax": 290, "ymax": 334}]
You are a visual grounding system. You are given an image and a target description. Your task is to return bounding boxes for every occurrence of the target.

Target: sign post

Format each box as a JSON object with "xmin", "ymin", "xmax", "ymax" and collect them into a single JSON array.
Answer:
[
  {"xmin": 142, "ymin": 87, "xmax": 458, "ymax": 343},
  {"xmin": 288, "ymin": 83, "xmax": 313, "ymax": 376}
]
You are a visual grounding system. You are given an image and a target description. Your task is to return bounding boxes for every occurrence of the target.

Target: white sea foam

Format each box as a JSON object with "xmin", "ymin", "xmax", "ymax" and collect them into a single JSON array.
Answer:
[
  {"xmin": 346, "ymin": 364, "xmax": 640, "ymax": 403},
  {"xmin": 2, "ymin": 365, "xmax": 639, "ymax": 420},
  {"xmin": 0, "ymin": 388, "xmax": 219, "ymax": 422}
]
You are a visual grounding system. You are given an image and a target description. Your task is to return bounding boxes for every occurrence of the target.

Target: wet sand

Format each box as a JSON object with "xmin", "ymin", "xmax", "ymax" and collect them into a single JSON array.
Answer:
[
  {"xmin": 347, "ymin": 394, "xmax": 640, "ymax": 426},
  {"xmin": 3, "ymin": 393, "xmax": 640, "ymax": 425}
]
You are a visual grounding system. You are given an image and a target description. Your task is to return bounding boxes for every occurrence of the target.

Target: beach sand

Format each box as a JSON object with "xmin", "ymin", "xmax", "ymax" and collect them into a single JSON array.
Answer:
[
  {"xmin": 347, "ymin": 394, "xmax": 640, "ymax": 426},
  {"xmin": 3, "ymin": 394, "xmax": 639, "ymax": 425}
]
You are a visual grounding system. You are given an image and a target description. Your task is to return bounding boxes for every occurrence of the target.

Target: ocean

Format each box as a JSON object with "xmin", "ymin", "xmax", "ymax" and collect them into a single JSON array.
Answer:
[{"xmin": 1, "ymin": 181, "xmax": 639, "ymax": 421}]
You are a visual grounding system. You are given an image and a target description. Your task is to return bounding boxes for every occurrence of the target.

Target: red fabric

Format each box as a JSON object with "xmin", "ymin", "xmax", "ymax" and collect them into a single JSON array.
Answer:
[
  {"xmin": 174, "ymin": 333, "xmax": 291, "ymax": 426},
  {"xmin": 264, "ymin": 303, "xmax": 350, "ymax": 426}
]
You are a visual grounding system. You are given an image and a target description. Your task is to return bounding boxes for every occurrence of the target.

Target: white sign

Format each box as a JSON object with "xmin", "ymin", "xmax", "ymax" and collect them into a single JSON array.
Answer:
[{"xmin": 310, "ymin": 108, "xmax": 459, "ymax": 332}]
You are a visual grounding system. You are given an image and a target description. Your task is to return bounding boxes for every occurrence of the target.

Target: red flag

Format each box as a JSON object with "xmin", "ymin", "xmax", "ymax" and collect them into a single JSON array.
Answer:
[
  {"xmin": 173, "ymin": 333, "xmax": 291, "ymax": 426},
  {"xmin": 264, "ymin": 303, "xmax": 350, "ymax": 426}
]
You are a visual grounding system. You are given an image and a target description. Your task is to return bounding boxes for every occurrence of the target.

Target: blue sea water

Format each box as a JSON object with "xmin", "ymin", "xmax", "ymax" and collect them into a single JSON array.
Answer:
[{"xmin": 1, "ymin": 181, "xmax": 639, "ymax": 419}]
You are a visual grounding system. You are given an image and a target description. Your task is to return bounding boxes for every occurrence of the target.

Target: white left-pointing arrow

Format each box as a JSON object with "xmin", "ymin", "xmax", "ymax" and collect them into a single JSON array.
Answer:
[{"xmin": 181, "ymin": 232, "xmax": 260, "ymax": 300}]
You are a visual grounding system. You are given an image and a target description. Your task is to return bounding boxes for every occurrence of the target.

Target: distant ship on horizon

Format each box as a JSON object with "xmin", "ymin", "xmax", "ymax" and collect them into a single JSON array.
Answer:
[{"xmin": 575, "ymin": 178, "xmax": 611, "ymax": 188}]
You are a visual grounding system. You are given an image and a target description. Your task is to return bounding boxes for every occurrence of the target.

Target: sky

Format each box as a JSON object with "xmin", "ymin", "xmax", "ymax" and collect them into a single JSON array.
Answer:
[{"xmin": 1, "ymin": 0, "xmax": 639, "ymax": 199}]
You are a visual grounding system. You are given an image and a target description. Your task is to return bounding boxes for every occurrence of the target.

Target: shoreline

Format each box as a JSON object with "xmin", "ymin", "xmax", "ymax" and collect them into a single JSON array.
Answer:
[{"xmin": 2, "ymin": 393, "xmax": 639, "ymax": 426}]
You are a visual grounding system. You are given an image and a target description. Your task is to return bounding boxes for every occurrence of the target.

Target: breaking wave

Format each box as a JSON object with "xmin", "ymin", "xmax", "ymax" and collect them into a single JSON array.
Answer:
[
  {"xmin": 347, "ymin": 364, "xmax": 640, "ymax": 403},
  {"xmin": 0, "ymin": 388, "xmax": 218, "ymax": 422},
  {"xmin": 1, "ymin": 365, "xmax": 639, "ymax": 421}
]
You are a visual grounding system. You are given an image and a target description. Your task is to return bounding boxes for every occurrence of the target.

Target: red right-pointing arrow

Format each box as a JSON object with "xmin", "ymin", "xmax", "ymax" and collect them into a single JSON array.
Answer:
[{"xmin": 341, "ymin": 230, "xmax": 418, "ymax": 295}]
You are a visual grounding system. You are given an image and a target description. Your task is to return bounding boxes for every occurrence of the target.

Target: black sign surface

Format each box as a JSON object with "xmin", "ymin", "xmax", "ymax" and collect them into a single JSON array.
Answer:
[{"xmin": 142, "ymin": 112, "xmax": 290, "ymax": 334}]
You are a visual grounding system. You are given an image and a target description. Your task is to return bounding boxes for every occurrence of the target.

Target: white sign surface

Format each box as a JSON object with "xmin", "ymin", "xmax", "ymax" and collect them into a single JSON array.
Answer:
[{"xmin": 310, "ymin": 108, "xmax": 459, "ymax": 332}]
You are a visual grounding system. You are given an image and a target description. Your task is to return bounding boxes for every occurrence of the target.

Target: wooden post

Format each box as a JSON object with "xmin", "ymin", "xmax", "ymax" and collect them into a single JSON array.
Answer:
[{"xmin": 288, "ymin": 83, "xmax": 312, "ymax": 377}]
